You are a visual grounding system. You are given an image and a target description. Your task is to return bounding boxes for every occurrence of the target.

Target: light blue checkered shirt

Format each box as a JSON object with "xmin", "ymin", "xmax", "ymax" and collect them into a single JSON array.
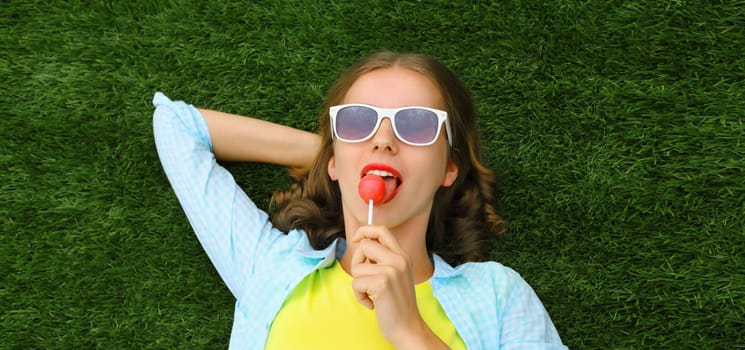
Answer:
[{"xmin": 152, "ymin": 92, "xmax": 567, "ymax": 349}]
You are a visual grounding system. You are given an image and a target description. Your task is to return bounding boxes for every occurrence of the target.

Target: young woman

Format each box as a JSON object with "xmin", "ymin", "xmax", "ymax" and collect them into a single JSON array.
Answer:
[{"xmin": 153, "ymin": 51, "xmax": 567, "ymax": 349}]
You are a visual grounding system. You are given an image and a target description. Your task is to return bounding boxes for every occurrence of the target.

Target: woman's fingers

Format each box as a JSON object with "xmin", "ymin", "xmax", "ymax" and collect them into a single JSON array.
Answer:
[
  {"xmin": 351, "ymin": 238, "xmax": 399, "ymax": 265},
  {"xmin": 350, "ymin": 239, "xmax": 393, "ymax": 309},
  {"xmin": 351, "ymin": 225, "xmax": 405, "ymax": 255},
  {"xmin": 350, "ymin": 227, "xmax": 413, "ymax": 312},
  {"xmin": 351, "ymin": 272, "xmax": 380, "ymax": 309},
  {"xmin": 347, "ymin": 225, "xmax": 428, "ymax": 344},
  {"xmin": 351, "ymin": 262, "xmax": 404, "ymax": 310}
]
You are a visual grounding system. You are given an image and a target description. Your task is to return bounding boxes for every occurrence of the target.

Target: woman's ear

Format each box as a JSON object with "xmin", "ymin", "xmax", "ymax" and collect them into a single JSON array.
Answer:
[
  {"xmin": 327, "ymin": 154, "xmax": 338, "ymax": 180},
  {"xmin": 441, "ymin": 159, "xmax": 458, "ymax": 187}
]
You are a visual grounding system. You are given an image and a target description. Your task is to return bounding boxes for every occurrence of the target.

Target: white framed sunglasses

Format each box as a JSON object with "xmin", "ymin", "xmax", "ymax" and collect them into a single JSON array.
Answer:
[{"xmin": 329, "ymin": 104, "xmax": 452, "ymax": 147}]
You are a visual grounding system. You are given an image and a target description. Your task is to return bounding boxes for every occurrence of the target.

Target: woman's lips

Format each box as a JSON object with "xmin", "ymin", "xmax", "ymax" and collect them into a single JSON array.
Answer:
[{"xmin": 360, "ymin": 163, "xmax": 402, "ymax": 204}]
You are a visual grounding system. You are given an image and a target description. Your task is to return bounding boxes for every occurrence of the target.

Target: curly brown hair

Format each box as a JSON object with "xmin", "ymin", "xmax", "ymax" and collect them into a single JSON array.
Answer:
[{"xmin": 270, "ymin": 51, "xmax": 506, "ymax": 266}]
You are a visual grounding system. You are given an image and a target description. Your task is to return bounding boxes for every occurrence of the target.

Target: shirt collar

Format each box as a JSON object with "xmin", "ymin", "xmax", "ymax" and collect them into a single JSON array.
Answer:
[
  {"xmin": 432, "ymin": 253, "xmax": 462, "ymax": 279},
  {"xmin": 295, "ymin": 234, "xmax": 343, "ymax": 268}
]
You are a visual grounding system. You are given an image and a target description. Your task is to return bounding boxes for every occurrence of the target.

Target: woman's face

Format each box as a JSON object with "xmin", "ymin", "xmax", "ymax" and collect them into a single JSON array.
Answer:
[{"xmin": 327, "ymin": 67, "xmax": 458, "ymax": 231}]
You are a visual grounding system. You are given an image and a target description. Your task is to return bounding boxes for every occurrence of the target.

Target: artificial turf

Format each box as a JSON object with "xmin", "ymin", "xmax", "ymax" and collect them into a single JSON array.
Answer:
[{"xmin": 2, "ymin": 1, "xmax": 743, "ymax": 348}]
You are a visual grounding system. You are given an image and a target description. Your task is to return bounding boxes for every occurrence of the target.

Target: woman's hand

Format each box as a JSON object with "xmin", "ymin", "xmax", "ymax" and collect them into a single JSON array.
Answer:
[{"xmin": 350, "ymin": 225, "xmax": 450, "ymax": 349}]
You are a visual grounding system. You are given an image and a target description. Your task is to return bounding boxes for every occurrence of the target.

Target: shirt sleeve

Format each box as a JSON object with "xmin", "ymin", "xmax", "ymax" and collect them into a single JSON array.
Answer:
[
  {"xmin": 152, "ymin": 92, "xmax": 285, "ymax": 299},
  {"xmin": 499, "ymin": 277, "xmax": 568, "ymax": 350}
]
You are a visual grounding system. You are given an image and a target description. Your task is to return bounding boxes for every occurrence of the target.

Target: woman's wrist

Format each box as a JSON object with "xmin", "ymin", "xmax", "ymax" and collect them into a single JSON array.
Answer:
[{"xmin": 391, "ymin": 317, "xmax": 450, "ymax": 350}]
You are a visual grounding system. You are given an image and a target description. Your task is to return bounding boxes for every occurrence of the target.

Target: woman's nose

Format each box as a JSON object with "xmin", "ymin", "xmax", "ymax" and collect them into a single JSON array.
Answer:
[{"xmin": 370, "ymin": 118, "xmax": 398, "ymax": 152}]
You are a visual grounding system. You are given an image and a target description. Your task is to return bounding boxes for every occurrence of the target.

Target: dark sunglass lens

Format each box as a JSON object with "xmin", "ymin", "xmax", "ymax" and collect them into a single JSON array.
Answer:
[
  {"xmin": 336, "ymin": 106, "xmax": 378, "ymax": 141},
  {"xmin": 395, "ymin": 109, "xmax": 439, "ymax": 144}
]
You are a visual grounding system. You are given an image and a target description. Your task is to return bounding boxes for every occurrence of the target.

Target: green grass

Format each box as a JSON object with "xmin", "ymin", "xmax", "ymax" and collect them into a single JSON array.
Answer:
[{"xmin": 2, "ymin": 1, "xmax": 743, "ymax": 348}]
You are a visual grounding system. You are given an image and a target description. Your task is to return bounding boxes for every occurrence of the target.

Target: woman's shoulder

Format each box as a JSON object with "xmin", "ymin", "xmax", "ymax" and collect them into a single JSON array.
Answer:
[
  {"xmin": 457, "ymin": 260, "xmax": 525, "ymax": 290},
  {"xmin": 433, "ymin": 256, "xmax": 535, "ymax": 303},
  {"xmin": 435, "ymin": 256, "xmax": 523, "ymax": 284}
]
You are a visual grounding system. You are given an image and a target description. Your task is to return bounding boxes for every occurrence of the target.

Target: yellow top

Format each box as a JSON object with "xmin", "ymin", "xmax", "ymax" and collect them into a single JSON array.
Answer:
[{"xmin": 265, "ymin": 259, "xmax": 466, "ymax": 349}]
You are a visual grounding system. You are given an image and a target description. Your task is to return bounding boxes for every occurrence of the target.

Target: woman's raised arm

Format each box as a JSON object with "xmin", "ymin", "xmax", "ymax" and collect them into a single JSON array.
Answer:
[
  {"xmin": 153, "ymin": 93, "xmax": 321, "ymax": 299},
  {"xmin": 199, "ymin": 108, "xmax": 321, "ymax": 173}
]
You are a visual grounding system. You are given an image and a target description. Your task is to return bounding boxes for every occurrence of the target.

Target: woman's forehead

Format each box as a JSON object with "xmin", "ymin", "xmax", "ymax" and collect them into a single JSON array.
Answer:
[{"xmin": 343, "ymin": 67, "xmax": 446, "ymax": 110}]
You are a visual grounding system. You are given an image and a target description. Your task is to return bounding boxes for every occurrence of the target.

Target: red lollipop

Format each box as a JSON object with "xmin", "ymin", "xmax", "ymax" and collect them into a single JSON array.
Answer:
[
  {"xmin": 358, "ymin": 174, "xmax": 386, "ymax": 204},
  {"xmin": 359, "ymin": 174, "xmax": 386, "ymax": 224}
]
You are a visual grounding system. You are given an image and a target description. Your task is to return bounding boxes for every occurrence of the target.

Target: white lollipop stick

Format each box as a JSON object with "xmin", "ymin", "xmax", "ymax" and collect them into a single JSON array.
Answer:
[{"xmin": 359, "ymin": 174, "xmax": 385, "ymax": 225}]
